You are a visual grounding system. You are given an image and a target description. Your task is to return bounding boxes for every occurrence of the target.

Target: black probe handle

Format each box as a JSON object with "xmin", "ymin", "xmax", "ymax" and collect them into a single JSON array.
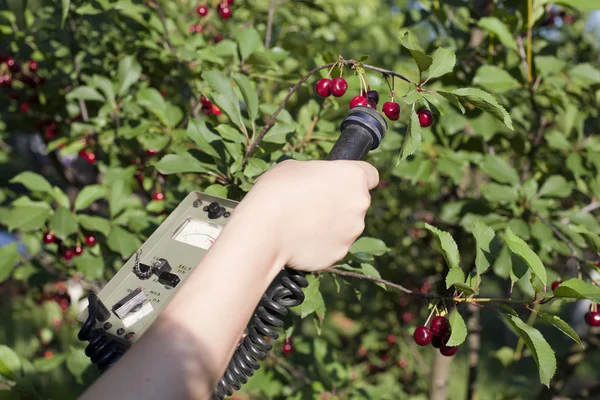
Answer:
[{"xmin": 326, "ymin": 106, "xmax": 388, "ymax": 161}]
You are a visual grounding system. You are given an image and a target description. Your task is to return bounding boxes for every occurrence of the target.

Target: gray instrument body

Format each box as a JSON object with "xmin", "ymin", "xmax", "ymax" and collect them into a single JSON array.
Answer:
[{"xmin": 77, "ymin": 192, "xmax": 239, "ymax": 348}]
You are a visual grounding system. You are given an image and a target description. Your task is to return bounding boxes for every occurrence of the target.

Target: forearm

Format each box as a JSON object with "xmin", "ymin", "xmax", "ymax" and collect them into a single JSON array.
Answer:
[{"xmin": 80, "ymin": 200, "xmax": 284, "ymax": 400}]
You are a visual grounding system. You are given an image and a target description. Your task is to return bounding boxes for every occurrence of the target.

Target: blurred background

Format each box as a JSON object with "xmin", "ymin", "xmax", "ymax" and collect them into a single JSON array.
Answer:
[{"xmin": 1, "ymin": 0, "xmax": 600, "ymax": 399}]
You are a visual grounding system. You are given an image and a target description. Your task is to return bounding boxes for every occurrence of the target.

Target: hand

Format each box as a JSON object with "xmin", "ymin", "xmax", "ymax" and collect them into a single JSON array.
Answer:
[{"xmin": 231, "ymin": 159, "xmax": 379, "ymax": 272}]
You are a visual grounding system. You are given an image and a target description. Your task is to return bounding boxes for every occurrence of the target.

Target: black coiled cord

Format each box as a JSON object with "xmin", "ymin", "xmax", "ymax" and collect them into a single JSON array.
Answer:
[
  {"xmin": 213, "ymin": 268, "xmax": 308, "ymax": 399},
  {"xmin": 78, "ymin": 294, "xmax": 122, "ymax": 372}
]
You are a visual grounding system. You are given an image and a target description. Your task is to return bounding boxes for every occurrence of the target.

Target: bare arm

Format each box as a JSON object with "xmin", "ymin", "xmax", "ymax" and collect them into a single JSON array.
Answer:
[{"xmin": 79, "ymin": 160, "xmax": 378, "ymax": 400}]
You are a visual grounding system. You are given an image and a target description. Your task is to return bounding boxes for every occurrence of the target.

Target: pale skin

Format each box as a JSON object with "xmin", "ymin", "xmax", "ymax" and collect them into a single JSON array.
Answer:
[{"xmin": 80, "ymin": 159, "xmax": 379, "ymax": 400}]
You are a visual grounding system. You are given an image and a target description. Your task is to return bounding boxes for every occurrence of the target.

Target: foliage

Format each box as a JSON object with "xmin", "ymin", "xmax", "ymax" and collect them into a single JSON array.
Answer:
[{"xmin": 1, "ymin": 0, "xmax": 600, "ymax": 399}]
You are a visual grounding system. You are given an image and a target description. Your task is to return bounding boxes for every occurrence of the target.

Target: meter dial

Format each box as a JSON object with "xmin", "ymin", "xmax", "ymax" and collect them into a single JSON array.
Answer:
[{"xmin": 172, "ymin": 219, "xmax": 223, "ymax": 250}]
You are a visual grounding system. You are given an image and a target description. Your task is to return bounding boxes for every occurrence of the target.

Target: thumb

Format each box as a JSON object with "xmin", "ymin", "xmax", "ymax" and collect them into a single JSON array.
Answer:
[{"xmin": 355, "ymin": 161, "xmax": 379, "ymax": 190}]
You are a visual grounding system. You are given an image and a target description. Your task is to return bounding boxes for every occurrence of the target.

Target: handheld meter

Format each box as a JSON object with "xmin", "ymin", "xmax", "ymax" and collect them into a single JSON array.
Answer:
[{"xmin": 77, "ymin": 106, "xmax": 388, "ymax": 399}]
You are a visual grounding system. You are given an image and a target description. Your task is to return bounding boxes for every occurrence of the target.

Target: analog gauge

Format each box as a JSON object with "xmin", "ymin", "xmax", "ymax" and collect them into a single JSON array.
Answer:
[{"xmin": 172, "ymin": 219, "xmax": 222, "ymax": 250}]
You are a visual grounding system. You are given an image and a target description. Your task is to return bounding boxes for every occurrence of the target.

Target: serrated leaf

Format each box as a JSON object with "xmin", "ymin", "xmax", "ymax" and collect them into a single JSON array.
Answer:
[
  {"xmin": 553, "ymin": 278, "xmax": 600, "ymax": 302},
  {"xmin": 450, "ymin": 88, "xmax": 513, "ymax": 130},
  {"xmin": 477, "ymin": 17, "xmax": 518, "ymax": 51},
  {"xmin": 446, "ymin": 266, "xmax": 465, "ymax": 289},
  {"xmin": 570, "ymin": 225, "xmax": 600, "ymax": 254},
  {"xmin": 446, "ymin": 310, "xmax": 467, "ymax": 346},
  {"xmin": 77, "ymin": 215, "xmax": 110, "ymax": 236},
  {"xmin": 74, "ymin": 185, "xmax": 106, "ymax": 211},
  {"xmin": 137, "ymin": 88, "xmax": 169, "ymax": 126},
  {"xmin": 534, "ymin": 311, "xmax": 583, "ymax": 347},
  {"xmin": 297, "ymin": 275, "xmax": 326, "ymax": 324},
  {"xmin": 473, "ymin": 65, "xmax": 520, "ymax": 93},
  {"xmin": 502, "ymin": 314, "xmax": 556, "ymax": 387},
  {"xmin": 438, "ymin": 91, "xmax": 466, "ymax": 113},
  {"xmin": 349, "ymin": 237, "xmax": 390, "ymax": 256},
  {"xmin": 216, "ymin": 125, "xmax": 245, "ymax": 143},
  {"xmin": 426, "ymin": 48, "xmax": 456, "ymax": 81},
  {"xmin": 0, "ymin": 243, "xmax": 19, "ymax": 283},
  {"xmin": 107, "ymin": 227, "xmax": 142, "ymax": 259},
  {"xmin": 422, "ymin": 92, "xmax": 446, "ymax": 115},
  {"xmin": 424, "ymin": 223, "xmax": 460, "ymax": 268},
  {"xmin": 399, "ymin": 106, "xmax": 422, "ymax": 161},
  {"xmin": 262, "ymin": 123, "xmax": 296, "ymax": 144},
  {"xmin": 66, "ymin": 86, "xmax": 104, "ymax": 102},
  {"xmin": 232, "ymin": 72, "xmax": 258, "ymax": 122},
  {"xmin": 9, "ymin": 171, "xmax": 54, "ymax": 195},
  {"xmin": 480, "ymin": 155, "xmax": 519, "ymax": 185},
  {"xmin": 244, "ymin": 158, "xmax": 269, "ymax": 178},
  {"xmin": 538, "ymin": 176, "xmax": 572, "ymax": 198},
  {"xmin": 504, "ymin": 227, "xmax": 547, "ymax": 289},
  {"xmin": 204, "ymin": 70, "xmax": 244, "ymax": 131},
  {"xmin": 234, "ymin": 27, "xmax": 263, "ymax": 60},
  {"xmin": 53, "ymin": 187, "xmax": 70, "ymax": 209},
  {"xmin": 398, "ymin": 31, "xmax": 432, "ymax": 74},
  {"xmin": 49, "ymin": 207, "xmax": 79, "ymax": 240}
]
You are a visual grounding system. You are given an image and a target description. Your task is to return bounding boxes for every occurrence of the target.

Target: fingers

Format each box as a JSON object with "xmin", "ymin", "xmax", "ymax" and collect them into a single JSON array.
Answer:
[{"xmin": 354, "ymin": 161, "xmax": 380, "ymax": 190}]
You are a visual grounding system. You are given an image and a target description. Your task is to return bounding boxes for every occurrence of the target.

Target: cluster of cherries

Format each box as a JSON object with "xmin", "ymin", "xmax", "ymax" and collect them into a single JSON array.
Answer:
[
  {"xmin": 552, "ymin": 279, "xmax": 600, "ymax": 327},
  {"xmin": 413, "ymin": 315, "xmax": 458, "ymax": 357},
  {"xmin": 200, "ymin": 95, "xmax": 222, "ymax": 116},
  {"xmin": 43, "ymin": 231, "xmax": 97, "ymax": 261},
  {"xmin": 1, "ymin": 54, "xmax": 45, "ymax": 113},
  {"xmin": 315, "ymin": 76, "xmax": 434, "ymax": 127},
  {"xmin": 190, "ymin": 0, "xmax": 234, "ymax": 34},
  {"xmin": 40, "ymin": 282, "xmax": 72, "ymax": 313}
]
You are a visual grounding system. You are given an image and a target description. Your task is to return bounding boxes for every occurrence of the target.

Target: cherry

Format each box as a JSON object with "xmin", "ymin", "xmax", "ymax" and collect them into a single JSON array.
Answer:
[
  {"xmin": 19, "ymin": 103, "xmax": 29, "ymax": 113},
  {"xmin": 225, "ymin": 0, "xmax": 234, "ymax": 4},
  {"xmin": 201, "ymin": 96, "xmax": 212, "ymax": 108},
  {"xmin": 29, "ymin": 60, "xmax": 38, "ymax": 71},
  {"xmin": 315, "ymin": 78, "xmax": 331, "ymax": 97},
  {"xmin": 584, "ymin": 311, "xmax": 600, "ymax": 327},
  {"xmin": 63, "ymin": 248, "xmax": 75, "ymax": 260},
  {"xmin": 431, "ymin": 336, "xmax": 443, "ymax": 348},
  {"xmin": 214, "ymin": 34, "xmax": 224, "ymax": 43},
  {"xmin": 6, "ymin": 58, "xmax": 19, "ymax": 73},
  {"xmin": 74, "ymin": 245, "xmax": 83, "ymax": 256},
  {"xmin": 194, "ymin": 25, "xmax": 204, "ymax": 33},
  {"xmin": 386, "ymin": 334, "xmax": 396, "ymax": 345},
  {"xmin": 146, "ymin": 149, "xmax": 158, "ymax": 156},
  {"xmin": 188, "ymin": 25, "xmax": 196, "ymax": 33},
  {"xmin": 430, "ymin": 316, "xmax": 450, "ymax": 337},
  {"xmin": 397, "ymin": 359, "xmax": 408, "ymax": 369},
  {"xmin": 80, "ymin": 150, "xmax": 96, "ymax": 164},
  {"xmin": 440, "ymin": 345, "xmax": 458, "ymax": 357},
  {"xmin": 366, "ymin": 90, "xmax": 379, "ymax": 108},
  {"xmin": 417, "ymin": 108, "xmax": 434, "ymax": 127},
  {"xmin": 43, "ymin": 232, "xmax": 56, "ymax": 244},
  {"xmin": 383, "ymin": 102, "xmax": 400, "ymax": 120},
  {"xmin": 349, "ymin": 96, "xmax": 368, "ymax": 109},
  {"xmin": 0, "ymin": 74, "xmax": 11, "ymax": 87},
  {"xmin": 551, "ymin": 280, "xmax": 561, "ymax": 291},
  {"xmin": 413, "ymin": 326, "xmax": 433, "ymax": 346},
  {"xmin": 402, "ymin": 311, "xmax": 413, "ymax": 323},
  {"xmin": 197, "ymin": 5, "xmax": 209, "ymax": 16},
  {"xmin": 219, "ymin": 6, "xmax": 232, "ymax": 19},
  {"xmin": 282, "ymin": 338, "xmax": 293, "ymax": 355},
  {"xmin": 211, "ymin": 104, "xmax": 222, "ymax": 116},
  {"xmin": 84, "ymin": 235, "xmax": 97, "ymax": 247},
  {"xmin": 43, "ymin": 350, "xmax": 54, "ymax": 359},
  {"xmin": 153, "ymin": 192, "xmax": 165, "ymax": 201},
  {"xmin": 330, "ymin": 77, "xmax": 348, "ymax": 97}
]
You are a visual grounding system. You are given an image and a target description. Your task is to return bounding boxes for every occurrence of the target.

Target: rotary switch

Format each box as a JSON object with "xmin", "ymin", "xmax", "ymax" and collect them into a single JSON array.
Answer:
[
  {"xmin": 133, "ymin": 262, "xmax": 153, "ymax": 280},
  {"xmin": 207, "ymin": 201, "xmax": 224, "ymax": 219}
]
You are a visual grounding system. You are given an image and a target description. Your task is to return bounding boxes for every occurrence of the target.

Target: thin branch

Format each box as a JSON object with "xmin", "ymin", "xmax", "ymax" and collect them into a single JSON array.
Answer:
[
  {"xmin": 526, "ymin": 0, "xmax": 533, "ymax": 83},
  {"xmin": 265, "ymin": 0, "xmax": 276, "ymax": 49},
  {"xmin": 561, "ymin": 201, "xmax": 600, "ymax": 225}
]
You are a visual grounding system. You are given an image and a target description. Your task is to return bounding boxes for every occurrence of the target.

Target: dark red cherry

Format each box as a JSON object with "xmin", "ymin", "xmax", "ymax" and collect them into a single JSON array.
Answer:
[
  {"xmin": 382, "ymin": 102, "xmax": 400, "ymax": 120},
  {"xmin": 330, "ymin": 77, "xmax": 348, "ymax": 97},
  {"xmin": 430, "ymin": 316, "xmax": 450, "ymax": 338},
  {"xmin": 413, "ymin": 326, "xmax": 433, "ymax": 346},
  {"xmin": 349, "ymin": 96, "xmax": 368, "ymax": 109},
  {"xmin": 315, "ymin": 78, "xmax": 332, "ymax": 97}
]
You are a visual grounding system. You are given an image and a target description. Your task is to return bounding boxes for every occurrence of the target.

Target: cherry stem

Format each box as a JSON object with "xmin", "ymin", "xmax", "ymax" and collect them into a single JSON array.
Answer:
[{"xmin": 424, "ymin": 302, "xmax": 439, "ymax": 327}]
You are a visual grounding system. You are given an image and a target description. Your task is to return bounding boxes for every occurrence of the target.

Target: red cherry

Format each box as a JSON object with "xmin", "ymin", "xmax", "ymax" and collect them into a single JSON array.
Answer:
[
  {"xmin": 211, "ymin": 104, "xmax": 222, "ymax": 116},
  {"xmin": 315, "ymin": 78, "xmax": 331, "ymax": 97},
  {"xmin": 219, "ymin": 6, "xmax": 232, "ymax": 19},
  {"xmin": 398, "ymin": 359, "xmax": 408, "ymax": 369},
  {"xmin": 226, "ymin": 0, "xmax": 234, "ymax": 4},
  {"xmin": 349, "ymin": 96, "xmax": 368, "ymax": 109},
  {"xmin": 29, "ymin": 60, "xmax": 38, "ymax": 71},
  {"xmin": 81, "ymin": 150, "xmax": 96, "ymax": 164},
  {"xmin": 188, "ymin": 24, "xmax": 196, "ymax": 33},
  {"xmin": 413, "ymin": 326, "xmax": 433, "ymax": 346},
  {"xmin": 440, "ymin": 345, "xmax": 458, "ymax": 357},
  {"xmin": 43, "ymin": 350, "xmax": 54, "ymax": 359},
  {"xmin": 383, "ymin": 102, "xmax": 400, "ymax": 120},
  {"xmin": 74, "ymin": 245, "xmax": 83, "ymax": 256},
  {"xmin": 330, "ymin": 77, "xmax": 348, "ymax": 97},
  {"xmin": 63, "ymin": 248, "xmax": 75, "ymax": 260},
  {"xmin": 6, "ymin": 58, "xmax": 19, "ymax": 73},
  {"xmin": 402, "ymin": 312, "xmax": 413, "ymax": 323},
  {"xmin": 551, "ymin": 280, "xmax": 561, "ymax": 291},
  {"xmin": 153, "ymin": 192, "xmax": 165, "ymax": 201},
  {"xmin": 194, "ymin": 24, "xmax": 204, "ymax": 33},
  {"xmin": 201, "ymin": 96, "xmax": 212, "ymax": 108},
  {"xmin": 214, "ymin": 34, "xmax": 224, "ymax": 43},
  {"xmin": 430, "ymin": 316, "xmax": 450, "ymax": 337},
  {"xmin": 196, "ymin": 5, "xmax": 209, "ymax": 16},
  {"xmin": 282, "ymin": 338, "xmax": 293, "ymax": 355},
  {"xmin": 386, "ymin": 334, "xmax": 396, "ymax": 345},
  {"xmin": 0, "ymin": 74, "xmax": 11, "ymax": 87},
  {"xmin": 19, "ymin": 103, "xmax": 29, "ymax": 113},
  {"xmin": 84, "ymin": 235, "xmax": 97, "ymax": 246},
  {"xmin": 417, "ymin": 109, "xmax": 433, "ymax": 127},
  {"xmin": 146, "ymin": 149, "xmax": 158, "ymax": 156},
  {"xmin": 43, "ymin": 232, "xmax": 56, "ymax": 244},
  {"xmin": 585, "ymin": 311, "xmax": 600, "ymax": 327}
]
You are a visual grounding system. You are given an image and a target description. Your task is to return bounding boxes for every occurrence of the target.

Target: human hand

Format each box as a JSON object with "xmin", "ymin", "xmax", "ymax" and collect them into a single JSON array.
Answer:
[{"xmin": 231, "ymin": 159, "xmax": 379, "ymax": 272}]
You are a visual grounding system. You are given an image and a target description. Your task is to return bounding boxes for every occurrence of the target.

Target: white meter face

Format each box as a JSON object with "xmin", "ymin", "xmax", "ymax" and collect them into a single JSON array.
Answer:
[{"xmin": 172, "ymin": 219, "xmax": 223, "ymax": 249}]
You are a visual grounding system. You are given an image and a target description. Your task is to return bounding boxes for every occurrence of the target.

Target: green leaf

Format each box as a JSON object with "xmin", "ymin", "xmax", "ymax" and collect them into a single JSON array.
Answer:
[
  {"xmin": 399, "ymin": 105, "xmax": 422, "ymax": 161},
  {"xmin": 234, "ymin": 27, "xmax": 263, "ymax": 60},
  {"xmin": 74, "ymin": 253, "xmax": 105, "ymax": 280},
  {"xmin": 297, "ymin": 275, "xmax": 326, "ymax": 324},
  {"xmin": 155, "ymin": 153, "xmax": 212, "ymax": 174},
  {"xmin": 438, "ymin": 91, "xmax": 466, "ymax": 113},
  {"xmin": 244, "ymin": 158, "xmax": 269, "ymax": 178},
  {"xmin": 53, "ymin": 187, "xmax": 70, "ymax": 209},
  {"xmin": 483, "ymin": 183, "xmax": 519, "ymax": 203},
  {"xmin": 9, "ymin": 171, "xmax": 54, "ymax": 195},
  {"xmin": 534, "ymin": 311, "xmax": 583, "ymax": 347},
  {"xmin": 108, "ymin": 178, "xmax": 131, "ymax": 218},
  {"xmin": 107, "ymin": 227, "xmax": 142, "ymax": 259},
  {"xmin": 116, "ymin": 56, "xmax": 142, "ymax": 96},
  {"xmin": 77, "ymin": 215, "xmax": 110, "ymax": 236},
  {"xmin": 446, "ymin": 310, "xmax": 467, "ymax": 347},
  {"xmin": 538, "ymin": 176, "xmax": 572, "ymax": 198},
  {"xmin": 262, "ymin": 123, "xmax": 296, "ymax": 144},
  {"xmin": 473, "ymin": 65, "xmax": 521, "ymax": 93},
  {"xmin": 534, "ymin": 56, "xmax": 566, "ymax": 77},
  {"xmin": 137, "ymin": 88, "xmax": 169, "ymax": 126},
  {"xmin": 477, "ymin": 17, "xmax": 518, "ymax": 51},
  {"xmin": 204, "ymin": 70, "xmax": 243, "ymax": 131},
  {"xmin": 186, "ymin": 119, "xmax": 221, "ymax": 158},
  {"xmin": 216, "ymin": 125, "xmax": 245, "ymax": 143},
  {"xmin": 90, "ymin": 75, "xmax": 116, "ymax": 108},
  {"xmin": 553, "ymin": 278, "xmax": 600, "ymax": 302},
  {"xmin": 480, "ymin": 155, "xmax": 519, "ymax": 185},
  {"xmin": 398, "ymin": 31, "xmax": 432, "ymax": 74},
  {"xmin": 570, "ymin": 225, "xmax": 600, "ymax": 254},
  {"xmin": 0, "ymin": 243, "xmax": 19, "ymax": 283},
  {"xmin": 422, "ymin": 92, "xmax": 446, "ymax": 115},
  {"xmin": 568, "ymin": 63, "xmax": 600, "ymax": 85},
  {"xmin": 66, "ymin": 347, "xmax": 91, "ymax": 384},
  {"xmin": 450, "ymin": 88, "xmax": 513, "ymax": 130},
  {"xmin": 472, "ymin": 220, "xmax": 500, "ymax": 275},
  {"xmin": 61, "ymin": 0, "xmax": 70, "ymax": 26},
  {"xmin": 446, "ymin": 266, "xmax": 465, "ymax": 289},
  {"xmin": 49, "ymin": 207, "xmax": 79, "ymax": 240},
  {"xmin": 32, "ymin": 354, "xmax": 67, "ymax": 373},
  {"xmin": 0, "ymin": 200, "xmax": 51, "ymax": 231},
  {"xmin": 504, "ymin": 227, "xmax": 547, "ymax": 289},
  {"xmin": 0, "ymin": 345, "xmax": 22, "ymax": 380},
  {"xmin": 426, "ymin": 48, "xmax": 456, "ymax": 81},
  {"xmin": 424, "ymin": 223, "xmax": 460, "ymax": 268},
  {"xmin": 231, "ymin": 72, "xmax": 258, "ymax": 122},
  {"xmin": 66, "ymin": 86, "xmax": 104, "ymax": 102},
  {"xmin": 74, "ymin": 185, "xmax": 106, "ymax": 211},
  {"xmin": 203, "ymin": 184, "xmax": 228, "ymax": 198},
  {"xmin": 502, "ymin": 314, "xmax": 556, "ymax": 387},
  {"xmin": 349, "ymin": 237, "xmax": 390, "ymax": 256}
]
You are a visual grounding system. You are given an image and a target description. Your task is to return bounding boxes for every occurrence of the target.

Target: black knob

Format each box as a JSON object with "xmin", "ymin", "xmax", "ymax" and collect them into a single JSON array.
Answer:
[{"xmin": 207, "ymin": 201, "xmax": 224, "ymax": 219}]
